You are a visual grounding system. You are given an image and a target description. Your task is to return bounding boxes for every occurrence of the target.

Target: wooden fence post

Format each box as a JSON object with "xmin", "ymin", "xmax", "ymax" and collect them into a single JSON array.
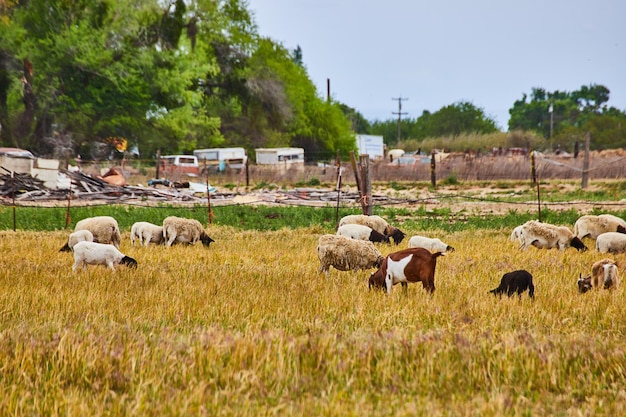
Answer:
[
  {"xmin": 349, "ymin": 151, "xmax": 361, "ymax": 195},
  {"xmin": 581, "ymin": 132, "xmax": 590, "ymax": 189},
  {"xmin": 359, "ymin": 155, "xmax": 372, "ymax": 215},
  {"xmin": 530, "ymin": 150, "xmax": 537, "ymax": 186},
  {"xmin": 430, "ymin": 151, "xmax": 436, "ymax": 188},
  {"xmin": 335, "ymin": 166, "xmax": 342, "ymax": 230}
]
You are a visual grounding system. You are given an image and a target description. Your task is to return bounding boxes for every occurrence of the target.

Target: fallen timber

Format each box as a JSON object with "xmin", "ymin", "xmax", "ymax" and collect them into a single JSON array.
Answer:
[{"xmin": 0, "ymin": 170, "xmax": 414, "ymax": 207}]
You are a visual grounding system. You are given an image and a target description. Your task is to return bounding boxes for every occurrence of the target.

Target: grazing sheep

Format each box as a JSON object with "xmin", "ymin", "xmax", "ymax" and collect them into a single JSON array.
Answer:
[
  {"xmin": 578, "ymin": 259, "xmax": 620, "ymax": 293},
  {"xmin": 336, "ymin": 224, "xmax": 390, "ymax": 244},
  {"xmin": 72, "ymin": 241, "xmax": 137, "ymax": 271},
  {"xmin": 368, "ymin": 247, "xmax": 444, "ymax": 294},
  {"xmin": 407, "ymin": 235, "xmax": 455, "ymax": 253},
  {"xmin": 489, "ymin": 270, "xmax": 534, "ymax": 299},
  {"xmin": 317, "ymin": 234, "xmax": 384, "ymax": 275},
  {"xmin": 162, "ymin": 216, "xmax": 215, "ymax": 247},
  {"xmin": 59, "ymin": 216, "xmax": 122, "ymax": 251},
  {"xmin": 59, "ymin": 229, "xmax": 94, "ymax": 252},
  {"xmin": 574, "ymin": 214, "xmax": 626, "ymax": 240},
  {"xmin": 131, "ymin": 221, "xmax": 164, "ymax": 247},
  {"xmin": 517, "ymin": 220, "xmax": 587, "ymax": 251},
  {"xmin": 595, "ymin": 232, "xmax": 626, "ymax": 254},
  {"xmin": 338, "ymin": 214, "xmax": 406, "ymax": 245}
]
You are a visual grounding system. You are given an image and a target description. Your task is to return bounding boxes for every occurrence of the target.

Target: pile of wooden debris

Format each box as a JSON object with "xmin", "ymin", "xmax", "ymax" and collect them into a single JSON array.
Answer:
[{"xmin": 0, "ymin": 170, "xmax": 206, "ymax": 202}]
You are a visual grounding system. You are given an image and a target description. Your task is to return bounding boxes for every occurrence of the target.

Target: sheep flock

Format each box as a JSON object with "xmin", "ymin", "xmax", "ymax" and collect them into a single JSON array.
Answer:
[{"xmin": 57, "ymin": 212, "xmax": 624, "ymax": 298}]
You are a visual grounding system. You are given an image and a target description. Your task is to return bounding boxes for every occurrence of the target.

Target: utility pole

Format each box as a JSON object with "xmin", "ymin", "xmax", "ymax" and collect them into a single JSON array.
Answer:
[
  {"xmin": 392, "ymin": 97, "xmax": 408, "ymax": 142},
  {"xmin": 549, "ymin": 102, "xmax": 554, "ymax": 140}
]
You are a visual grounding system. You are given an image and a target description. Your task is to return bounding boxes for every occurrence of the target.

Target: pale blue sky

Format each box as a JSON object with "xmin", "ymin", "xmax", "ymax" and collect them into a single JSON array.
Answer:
[{"xmin": 247, "ymin": 0, "xmax": 625, "ymax": 131}]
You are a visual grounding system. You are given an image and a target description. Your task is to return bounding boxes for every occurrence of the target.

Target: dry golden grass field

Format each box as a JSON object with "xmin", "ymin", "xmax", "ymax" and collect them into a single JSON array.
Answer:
[{"xmin": 1, "ymin": 224, "xmax": 626, "ymax": 416}]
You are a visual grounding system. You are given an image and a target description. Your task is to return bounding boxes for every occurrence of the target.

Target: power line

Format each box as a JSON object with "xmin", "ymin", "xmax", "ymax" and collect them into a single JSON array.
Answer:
[{"xmin": 392, "ymin": 97, "xmax": 408, "ymax": 142}]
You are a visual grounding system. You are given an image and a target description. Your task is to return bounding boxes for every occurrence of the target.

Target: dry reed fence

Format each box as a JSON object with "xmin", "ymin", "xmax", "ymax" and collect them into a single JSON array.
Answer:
[{"xmin": 198, "ymin": 150, "xmax": 626, "ymax": 186}]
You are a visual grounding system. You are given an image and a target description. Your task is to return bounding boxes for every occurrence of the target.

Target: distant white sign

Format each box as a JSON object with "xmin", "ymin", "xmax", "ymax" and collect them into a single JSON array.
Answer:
[{"xmin": 356, "ymin": 135, "xmax": 384, "ymax": 159}]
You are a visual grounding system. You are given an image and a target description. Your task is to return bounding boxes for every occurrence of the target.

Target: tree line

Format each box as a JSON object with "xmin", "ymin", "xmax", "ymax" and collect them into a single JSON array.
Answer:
[{"xmin": 1, "ymin": 0, "xmax": 624, "ymax": 164}]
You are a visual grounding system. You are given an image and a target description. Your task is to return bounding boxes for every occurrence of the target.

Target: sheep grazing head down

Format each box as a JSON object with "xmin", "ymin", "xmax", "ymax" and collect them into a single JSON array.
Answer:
[
  {"xmin": 200, "ymin": 234, "xmax": 215, "ymax": 247},
  {"xmin": 570, "ymin": 236, "xmax": 588, "ymax": 252},
  {"xmin": 388, "ymin": 228, "xmax": 406, "ymax": 245},
  {"xmin": 121, "ymin": 255, "xmax": 138, "ymax": 269}
]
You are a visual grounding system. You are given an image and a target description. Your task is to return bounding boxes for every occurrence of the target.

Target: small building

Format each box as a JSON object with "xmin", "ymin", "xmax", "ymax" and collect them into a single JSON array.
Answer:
[
  {"xmin": 0, "ymin": 148, "xmax": 67, "ymax": 189},
  {"xmin": 0, "ymin": 147, "xmax": 35, "ymax": 174},
  {"xmin": 255, "ymin": 147, "xmax": 304, "ymax": 165},
  {"xmin": 193, "ymin": 147, "xmax": 247, "ymax": 172},
  {"xmin": 356, "ymin": 135, "xmax": 384, "ymax": 159}
]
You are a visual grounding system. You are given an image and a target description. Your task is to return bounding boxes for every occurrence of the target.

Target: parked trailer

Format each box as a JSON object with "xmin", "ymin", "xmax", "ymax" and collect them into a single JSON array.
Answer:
[
  {"xmin": 193, "ymin": 147, "xmax": 247, "ymax": 173},
  {"xmin": 255, "ymin": 147, "xmax": 304, "ymax": 165}
]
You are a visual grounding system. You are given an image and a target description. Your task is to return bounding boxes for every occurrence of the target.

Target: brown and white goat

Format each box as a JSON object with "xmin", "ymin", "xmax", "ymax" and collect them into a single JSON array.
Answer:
[
  {"xmin": 368, "ymin": 247, "xmax": 444, "ymax": 294},
  {"xmin": 577, "ymin": 258, "xmax": 620, "ymax": 293}
]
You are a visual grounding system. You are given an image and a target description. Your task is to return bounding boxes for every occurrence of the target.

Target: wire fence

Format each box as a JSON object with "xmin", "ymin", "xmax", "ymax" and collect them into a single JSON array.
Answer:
[{"xmin": 1, "ymin": 151, "xmax": 625, "ymax": 231}]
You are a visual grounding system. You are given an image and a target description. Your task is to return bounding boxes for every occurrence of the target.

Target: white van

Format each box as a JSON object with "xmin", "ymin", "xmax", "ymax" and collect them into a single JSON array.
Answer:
[{"xmin": 159, "ymin": 155, "xmax": 199, "ymax": 176}]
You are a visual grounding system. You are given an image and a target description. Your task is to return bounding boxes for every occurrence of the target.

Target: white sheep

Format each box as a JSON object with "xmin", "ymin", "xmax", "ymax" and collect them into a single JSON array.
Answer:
[
  {"xmin": 336, "ymin": 224, "xmax": 390, "ymax": 243},
  {"xmin": 338, "ymin": 214, "xmax": 405, "ymax": 245},
  {"xmin": 59, "ymin": 216, "xmax": 121, "ymax": 251},
  {"xmin": 517, "ymin": 220, "xmax": 587, "ymax": 251},
  {"xmin": 72, "ymin": 241, "xmax": 138, "ymax": 271},
  {"xmin": 407, "ymin": 235, "xmax": 455, "ymax": 253},
  {"xmin": 162, "ymin": 216, "xmax": 215, "ymax": 247},
  {"xmin": 131, "ymin": 221, "xmax": 164, "ymax": 247},
  {"xmin": 317, "ymin": 234, "xmax": 384, "ymax": 275},
  {"xmin": 60, "ymin": 229, "xmax": 94, "ymax": 252},
  {"xmin": 596, "ymin": 232, "xmax": 626, "ymax": 254},
  {"xmin": 573, "ymin": 214, "xmax": 626, "ymax": 240}
]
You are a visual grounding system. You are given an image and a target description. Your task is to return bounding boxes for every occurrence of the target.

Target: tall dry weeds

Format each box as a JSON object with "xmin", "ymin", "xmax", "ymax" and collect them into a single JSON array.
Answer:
[{"xmin": 0, "ymin": 228, "xmax": 625, "ymax": 415}]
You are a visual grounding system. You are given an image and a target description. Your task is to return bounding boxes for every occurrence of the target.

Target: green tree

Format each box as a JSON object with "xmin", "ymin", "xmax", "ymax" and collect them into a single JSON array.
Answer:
[
  {"xmin": 0, "ymin": 0, "xmax": 224, "ymax": 157},
  {"xmin": 339, "ymin": 103, "xmax": 370, "ymax": 134},
  {"xmin": 0, "ymin": 0, "xmax": 357, "ymax": 162},
  {"xmin": 509, "ymin": 84, "xmax": 626, "ymax": 150},
  {"xmin": 370, "ymin": 101, "xmax": 498, "ymax": 146}
]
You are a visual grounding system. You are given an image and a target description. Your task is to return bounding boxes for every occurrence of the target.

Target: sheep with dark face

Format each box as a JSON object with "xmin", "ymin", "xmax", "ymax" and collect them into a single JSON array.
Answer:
[
  {"xmin": 338, "ymin": 214, "xmax": 406, "ymax": 245},
  {"xmin": 574, "ymin": 214, "xmax": 626, "ymax": 240},
  {"xmin": 368, "ymin": 247, "xmax": 444, "ymax": 294},
  {"xmin": 72, "ymin": 241, "xmax": 137, "ymax": 271},
  {"xmin": 336, "ymin": 224, "xmax": 390, "ymax": 244},
  {"xmin": 517, "ymin": 220, "xmax": 587, "ymax": 251},
  {"xmin": 60, "ymin": 229, "xmax": 94, "ymax": 252},
  {"xmin": 490, "ymin": 270, "xmax": 535, "ymax": 299},
  {"xmin": 162, "ymin": 217, "xmax": 215, "ymax": 247},
  {"xmin": 578, "ymin": 258, "xmax": 620, "ymax": 293},
  {"xmin": 407, "ymin": 235, "xmax": 455, "ymax": 253}
]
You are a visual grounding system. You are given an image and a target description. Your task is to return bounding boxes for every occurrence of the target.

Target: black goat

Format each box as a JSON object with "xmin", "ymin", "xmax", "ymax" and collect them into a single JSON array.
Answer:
[{"xmin": 490, "ymin": 269, "xmax": 535, "ymax": 299}]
